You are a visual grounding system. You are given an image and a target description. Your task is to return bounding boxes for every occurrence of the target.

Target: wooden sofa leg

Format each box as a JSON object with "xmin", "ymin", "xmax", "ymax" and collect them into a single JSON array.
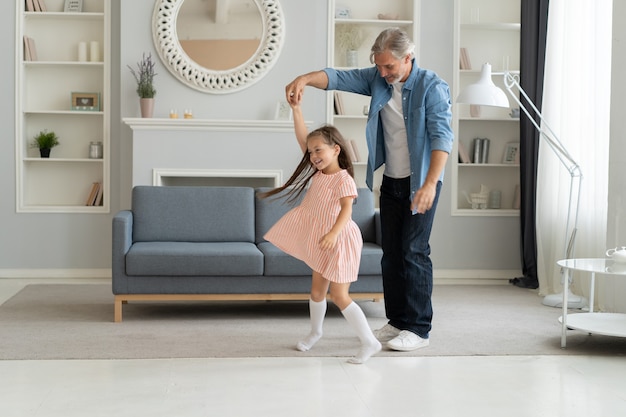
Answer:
[{"xmin": 114, "ymin": 297, "xmax": 123, "ymax": 322}]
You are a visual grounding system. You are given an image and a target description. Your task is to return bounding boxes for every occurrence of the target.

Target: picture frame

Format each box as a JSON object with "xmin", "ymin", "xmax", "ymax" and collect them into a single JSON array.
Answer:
[
  {"xmin": 502, "ymin": 142, "xmax": 520, "ymax": 164},
  {"xmin": 71, "ymin": 92, "xmax": 100, "ymax": 111},
  {"xmin": 335, "ymin": 7, "xmax": 351, "ymax": 19},
  {"xmin": 274, "ymin": 101, "xmax": 292, "ymax": 121},
  {"xmin": 64, "ymin": 0, "xmax": 83, "ymax": 12}
]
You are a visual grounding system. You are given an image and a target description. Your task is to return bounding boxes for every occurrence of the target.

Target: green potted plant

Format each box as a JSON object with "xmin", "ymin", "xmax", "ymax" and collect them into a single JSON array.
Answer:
[
  {"xmin": 128, "ymin": 52, "xmax": 157, "ymax": 117},
  {"xmin": 31, "ymin": 130, "xmax": 60, "ymax": 158}
]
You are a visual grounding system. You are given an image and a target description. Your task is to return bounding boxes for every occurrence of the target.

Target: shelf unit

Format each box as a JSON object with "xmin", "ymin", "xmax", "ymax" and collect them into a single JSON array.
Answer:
[
  {"xmin": 452, "ymin": 0, "xmax": 521, "ymax": 216},
  {"xmin": 326, "ymin": 0, "xmax": 420, "ymax": 194},
  {"xmin": 16, "ymin": 0, "xmax": 110, "ymax": 213}
]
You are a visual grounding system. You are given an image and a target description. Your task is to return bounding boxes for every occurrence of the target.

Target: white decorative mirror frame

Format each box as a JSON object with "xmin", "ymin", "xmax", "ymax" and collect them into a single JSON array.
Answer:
[{"xmin": 152, "ymin": 0, "xmax": 285, "ymax": 94}]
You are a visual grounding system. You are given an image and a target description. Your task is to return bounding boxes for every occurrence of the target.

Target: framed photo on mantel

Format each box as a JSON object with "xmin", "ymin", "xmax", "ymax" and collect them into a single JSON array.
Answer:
[
  {"xmin": 274, "ymin": 101, "xmax": 292, "ymax": 121},
  {"xmin": 64, "ymin": 0, "xmax": 83, "ymax": 12}
]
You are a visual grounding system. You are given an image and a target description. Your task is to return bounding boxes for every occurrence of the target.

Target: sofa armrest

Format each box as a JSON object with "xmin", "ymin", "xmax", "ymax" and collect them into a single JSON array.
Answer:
[{"xmin": 112, "ymin": 210, "xmax": 133, "ymax": 293}]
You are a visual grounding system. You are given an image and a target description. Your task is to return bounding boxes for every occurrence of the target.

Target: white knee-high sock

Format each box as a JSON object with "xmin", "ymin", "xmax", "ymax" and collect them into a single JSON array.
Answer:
[
  {"xmin": 296, "ymin": 298, "xmax": 327, "ymax": 352},
  {"xmin": 341, "ymin": 302, "xmax": 382, "ymax": 364}
]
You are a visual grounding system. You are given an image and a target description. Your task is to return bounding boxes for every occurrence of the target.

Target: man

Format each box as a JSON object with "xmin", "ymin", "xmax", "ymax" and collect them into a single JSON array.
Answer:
[{"xmin": 285, "ymin": 28, "xmax": 453, "ymax": 351}]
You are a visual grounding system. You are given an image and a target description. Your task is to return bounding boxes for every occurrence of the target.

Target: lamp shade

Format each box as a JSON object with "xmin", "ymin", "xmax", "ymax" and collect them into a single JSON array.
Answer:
[{"xmin": 456, "ymin": 63, "xmax": 509, "ymax": 108}]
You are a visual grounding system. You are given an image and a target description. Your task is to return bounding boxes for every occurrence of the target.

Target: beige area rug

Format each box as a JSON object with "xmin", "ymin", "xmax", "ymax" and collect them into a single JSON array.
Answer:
[{"xmin": 0, "ymin": 284, "xmax": 624, "ymax": 360}]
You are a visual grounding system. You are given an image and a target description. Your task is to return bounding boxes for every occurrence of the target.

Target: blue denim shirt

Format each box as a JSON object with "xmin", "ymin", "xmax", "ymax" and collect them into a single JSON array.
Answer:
[{"xmin": 323, "ymin": 60, "xmax": 454, "ymax": 197}]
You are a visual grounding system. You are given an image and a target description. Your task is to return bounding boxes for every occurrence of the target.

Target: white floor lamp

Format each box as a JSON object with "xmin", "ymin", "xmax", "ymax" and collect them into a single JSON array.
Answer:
[{"xmin": 456, "ymin": 63, "xmax": 587, "ymax": 309}]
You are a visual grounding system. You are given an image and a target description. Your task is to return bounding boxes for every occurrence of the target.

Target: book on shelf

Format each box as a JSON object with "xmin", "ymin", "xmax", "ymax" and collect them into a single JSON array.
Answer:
[
  {"xmin": 26, "ymin": 0, "xmax": 35, "ymax": 12},
  {"xmin": 458, "ymin": 141, "xmax": 471, "ymax": 163},
  {"xmin": 512, "ymin": 184, "xmax": 521, "ymax": 210},
  {"xmin": 36, "ymin": 0, "xmax": 47, "ymax": 12},
  {"xmin": 349, "ymin": 139, "xmax": 361, "ymax": 162},
  {"xmin": 85, "ymin": 182, "xmax": 100, "ymax": 206},
  {"xmin": 472, "ymin": 137, "xmax": 490, "ymax": 164},
  {"xmin": 27, "ymin": 37, "xmax": 38, "ymax": 61},
  {"xmin": 463, "ymin": 48, "xmax": 472, "ymax": 69},
  {"xmin": 459, "ymin": 48, "xmax": 466, "ymax": 69},
  {"xmin": 472, "ymin": 138, "xmax": 481, "ymax": 163},
  {"xmin": 333, "ymin": 92, "xmax": 345, "ymax": 115},
  {"xmin": 23, "ymin": 36, "xmax": 32, "ymax": 61},
  {"xmin": 94, "ymin": 183, "xmax": 104, "ymax": 206},
  {"xmin": 460, "ymin": 47, "xmax": 472, "ymax": 70},
  {"xmin": 480, "ymin": 138, "xmax": 490, "ymax": 163},
  {"xmin": 343, "ymin": 139, "xmax": 356, "ymax": 162}
]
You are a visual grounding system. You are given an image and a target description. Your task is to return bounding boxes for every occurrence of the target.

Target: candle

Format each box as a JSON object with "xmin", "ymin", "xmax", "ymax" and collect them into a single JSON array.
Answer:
[
  {"xmin": 78, "ymin": 42, "xmax": 87, "ymax": 62},
  {"xmin": 89, "ymin": 41, "xmax": 99, "ymax": 62}
]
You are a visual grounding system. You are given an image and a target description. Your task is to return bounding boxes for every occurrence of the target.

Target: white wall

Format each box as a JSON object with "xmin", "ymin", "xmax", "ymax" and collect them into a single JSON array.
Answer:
[{"xmin": 15, "ymin": 0, "xmax": 616, "ymax": 278}]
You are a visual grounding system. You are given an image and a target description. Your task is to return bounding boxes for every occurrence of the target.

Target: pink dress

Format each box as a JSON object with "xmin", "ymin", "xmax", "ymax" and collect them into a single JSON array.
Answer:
[{"xmin": 264, "ymin": 170, "xmax": 363, "ymax": 283}]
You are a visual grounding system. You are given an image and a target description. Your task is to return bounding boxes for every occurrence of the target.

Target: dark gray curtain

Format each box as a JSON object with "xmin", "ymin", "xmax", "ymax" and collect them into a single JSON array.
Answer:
[{"xmin": 510, "ymin": 0, "xmax": 549, "ymax": 289}]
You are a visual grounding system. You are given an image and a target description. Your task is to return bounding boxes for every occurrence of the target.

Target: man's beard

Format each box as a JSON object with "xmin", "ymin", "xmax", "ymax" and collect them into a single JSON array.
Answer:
[{"xmin": 385, "ymin": 71, "xmax": 406, "ymax": 85}]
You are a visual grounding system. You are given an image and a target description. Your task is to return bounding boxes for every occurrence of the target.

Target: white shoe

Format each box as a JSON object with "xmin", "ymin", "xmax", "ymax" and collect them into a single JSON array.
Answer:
[
  {"xmin": 372, "ymin": 324, "xmax": 401, "ymax": 342},
  {"xmin": 387, "ymin": 330, "xmax": 429, "ymax": 352}
]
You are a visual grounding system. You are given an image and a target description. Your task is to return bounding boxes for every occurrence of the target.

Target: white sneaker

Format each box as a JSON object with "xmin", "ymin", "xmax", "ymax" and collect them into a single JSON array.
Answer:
[
  {"xmin": 372, "ymin": 324, "xmax": 401, "ymax": 342},
  {"xmin": 387, "ymin": 330, "xmax": 429, "ymax": 352}
]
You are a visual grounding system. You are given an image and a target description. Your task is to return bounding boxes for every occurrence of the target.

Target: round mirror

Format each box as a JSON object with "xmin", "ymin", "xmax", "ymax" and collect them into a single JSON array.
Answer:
[{"xmin": 153, "ymin": 0, "xmax": 285, "ymax": 94}]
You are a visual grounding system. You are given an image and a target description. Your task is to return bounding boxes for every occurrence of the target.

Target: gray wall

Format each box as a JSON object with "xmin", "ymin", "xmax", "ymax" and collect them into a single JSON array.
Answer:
[{"xmin": 5, "ymin": 0, "xmax": 618, "ymax": 277}]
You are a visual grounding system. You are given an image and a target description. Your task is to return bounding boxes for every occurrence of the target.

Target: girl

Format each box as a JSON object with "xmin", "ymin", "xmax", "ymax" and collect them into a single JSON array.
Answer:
[{"xmin": 261, "ymin": 102, "xmax": 381, "ymax": 364}]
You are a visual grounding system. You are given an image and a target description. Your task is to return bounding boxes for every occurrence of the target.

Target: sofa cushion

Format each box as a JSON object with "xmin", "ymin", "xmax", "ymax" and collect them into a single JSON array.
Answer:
[
  {"xmin": 254, "ymin": 187, "xmax": 302, "ymax": 245},
  {"xmin": 255, "ymin": 187, "xmax": 377, "ymax": 244},
  {"xmin": 351, "ymin": 188, "xmax": 377, "ymax": 243},
  {"xmin": 257, "ymin": 241, "xmax": 312, "ymax": 276},
  {"xmin": 126, "ymin": 242, "xmax": 264, "ymax": 276},
  {"xmin": 132, "ymin": 186, "xmax": 255, "ymax": 243},
  {"xmin": 359, "ymin": 242, "xmax": 383, "ymax": 275},
  {"xmin": 258, "ymin": 241, "xmax": 382, "ymax": 276}
]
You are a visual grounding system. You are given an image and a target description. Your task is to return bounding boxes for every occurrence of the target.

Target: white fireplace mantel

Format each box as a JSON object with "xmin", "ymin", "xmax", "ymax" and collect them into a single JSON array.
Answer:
[
  {"xmin": 123, "ymin": 118, "xmax": 306, "ymax": 189},
  {"xmin": 123, "ymin": 118, "xmax": 301, "ymax": 132}
]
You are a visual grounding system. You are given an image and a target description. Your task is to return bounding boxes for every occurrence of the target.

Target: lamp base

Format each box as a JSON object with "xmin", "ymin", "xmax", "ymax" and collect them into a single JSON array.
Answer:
[{"xmin": 542, "ymin": 290, "xmax": 588, "ymax": 309}]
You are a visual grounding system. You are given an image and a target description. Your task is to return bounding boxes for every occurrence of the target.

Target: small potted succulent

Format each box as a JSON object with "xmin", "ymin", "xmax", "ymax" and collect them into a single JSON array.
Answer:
[
  {"xmin": 128, "ymin": 52, "xmax": 157, "ymax": 117},
  {"xmin": 31, "ymin": 129, "xmax": 60, "ymax": 158}
]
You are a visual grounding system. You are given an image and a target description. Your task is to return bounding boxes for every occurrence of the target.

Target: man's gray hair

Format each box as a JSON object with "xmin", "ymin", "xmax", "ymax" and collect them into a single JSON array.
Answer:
[{"xmin": 369, "ymin": 27, "xmax": 415, "ymax": 63}]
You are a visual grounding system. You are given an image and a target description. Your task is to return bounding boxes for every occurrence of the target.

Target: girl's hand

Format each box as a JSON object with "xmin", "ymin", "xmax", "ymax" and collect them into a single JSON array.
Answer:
[
  {"xmin": 288, "ymin": 99, "xmax": 301, "ymax": 110},
  {"xmin": 318, "ymin": 232, "xmax": 338, "ymax": 250}
]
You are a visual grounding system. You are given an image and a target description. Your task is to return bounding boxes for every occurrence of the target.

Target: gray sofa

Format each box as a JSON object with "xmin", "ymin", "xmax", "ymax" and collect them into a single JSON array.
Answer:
[{"xmin": 112, "ymin": 186, "xmax": 383, "ymax": 322}]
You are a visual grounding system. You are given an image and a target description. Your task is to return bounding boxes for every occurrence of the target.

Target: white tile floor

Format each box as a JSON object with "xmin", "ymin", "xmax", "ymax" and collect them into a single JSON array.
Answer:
[{"xmin": 1, "ymin": 279, "xmax": 626, "ymax": 417}]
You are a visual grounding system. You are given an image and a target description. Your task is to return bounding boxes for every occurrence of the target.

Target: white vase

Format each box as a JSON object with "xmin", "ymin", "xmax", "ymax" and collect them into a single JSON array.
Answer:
[{"xmin": 346, "ymin": 50, "xmax": 358, "ymax": 67}]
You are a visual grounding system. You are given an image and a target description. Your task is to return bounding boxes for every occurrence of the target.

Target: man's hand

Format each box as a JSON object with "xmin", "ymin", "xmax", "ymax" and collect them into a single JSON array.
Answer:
[
  {"xmin": 285, "ymin": 71, "xmax": 329, "ymax": 105},
  {"xmin": 285, "ymin": 76, "xmax": 308, "ymax": 105},
  {"xmin": 411, "ymin": 182, "xmax": 437, "ymax": 214}
]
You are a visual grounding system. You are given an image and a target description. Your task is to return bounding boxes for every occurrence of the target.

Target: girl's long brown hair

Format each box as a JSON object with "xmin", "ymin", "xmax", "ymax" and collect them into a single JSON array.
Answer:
[{"xmin": 259, "ymin": 125, "xmax": 354, "ymax": 204}]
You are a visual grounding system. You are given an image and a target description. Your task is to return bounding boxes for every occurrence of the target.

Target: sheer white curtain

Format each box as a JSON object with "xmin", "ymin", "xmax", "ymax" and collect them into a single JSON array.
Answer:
[{"xmin": 537, "ymin": 0, "xmax": 612, "ymax": 298}]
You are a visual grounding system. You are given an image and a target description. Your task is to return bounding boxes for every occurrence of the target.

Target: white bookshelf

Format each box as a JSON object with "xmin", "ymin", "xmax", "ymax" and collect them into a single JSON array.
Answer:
[
  {"xmin": 326, "ymin": 0, "xmax": 420, "ymax": 196},
  {"xmin": 16, "ymin": 0, "xmax": 110, "ymax": 213},
  {"xmin": 451, "ymin": 0, "xmax": 521, "ymax": 216}
]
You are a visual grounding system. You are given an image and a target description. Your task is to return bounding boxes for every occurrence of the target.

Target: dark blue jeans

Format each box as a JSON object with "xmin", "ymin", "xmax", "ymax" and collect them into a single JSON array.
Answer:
[{"xmin": 380, "ymin": 175, "xmax": 442, "ymax": 339}]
